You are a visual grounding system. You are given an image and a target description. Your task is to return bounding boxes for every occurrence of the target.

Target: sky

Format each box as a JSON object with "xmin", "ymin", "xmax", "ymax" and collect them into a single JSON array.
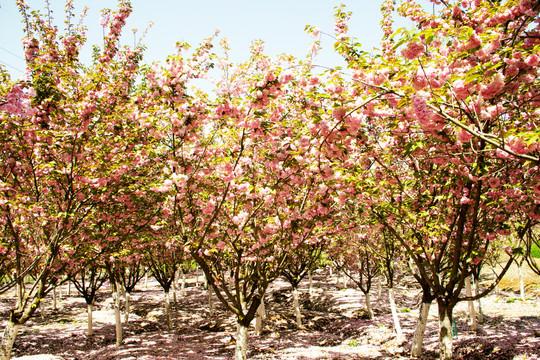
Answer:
[{"xmin": 0, "ymin": 1, "xmax": 404, "ymax": 86}]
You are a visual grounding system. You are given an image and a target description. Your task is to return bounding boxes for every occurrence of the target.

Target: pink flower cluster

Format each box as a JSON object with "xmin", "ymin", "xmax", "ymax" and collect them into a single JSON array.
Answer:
[{"xmin": 401, "ymin": 40, "xmax": 425, "ymax": 60}]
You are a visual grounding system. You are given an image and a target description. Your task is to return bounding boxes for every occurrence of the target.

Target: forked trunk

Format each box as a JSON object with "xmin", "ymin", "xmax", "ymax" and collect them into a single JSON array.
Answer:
[
  {"xmin": 165, "ymin": 290, "xmax": 172, "ymax": 330},
  {"xmin": 87, "ymin": 304, "xmax": 93, "ymax": 336},
  {"xmin": 0, "ymin": 321, "xmax": 21, "ymax": 360},
  {"xmin": 235, "ymin": 322, "xmax": 249, "ymax": 360},
  {"xmin": 465, "ymin": 276, "xmax": 477, "ymax": 331},
  {"xmin": 365, "ymin": 292, "xmax": 374, "ymax": 319},
  {"xmin": 292, "ymin": 287, "xmax": 302, "ymax": 328},
  {"xmin": 388, "ymin": 287, "xmax": 403, "ymax": 340},
  {"xmin": 411, "ymin": 301, "xmax": 431, "ymax": 357},
  {"xmin": 437, "ymin": 299, "xmax": 454, "ymax": 360}
]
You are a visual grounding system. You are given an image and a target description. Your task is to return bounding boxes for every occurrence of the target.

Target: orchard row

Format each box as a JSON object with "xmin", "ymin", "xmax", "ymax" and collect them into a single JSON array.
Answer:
[{"xmin": 1, "ymin": 1, "xmax": 539, "ymax": 359}]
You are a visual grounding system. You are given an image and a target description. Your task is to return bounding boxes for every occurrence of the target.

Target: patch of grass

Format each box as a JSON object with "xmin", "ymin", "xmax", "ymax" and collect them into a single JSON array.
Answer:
[
  {"xmin": 506, "ymin": 297, "xmax": 517, "ymax": 303},
  {"xmin": 530, "ymin": 243, "xmax": 540, "ymax": 259},
  {"xmin": 400, "ymin": 308, "xmax": 411, "ymax": 313},
  {"xmin": 347, "ymin": 339, "xmax": 359, "ymax": 347}
]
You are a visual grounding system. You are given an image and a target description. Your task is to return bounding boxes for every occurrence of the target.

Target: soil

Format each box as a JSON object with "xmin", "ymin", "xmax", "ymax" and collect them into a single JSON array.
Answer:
[{"xmin": 1, "ymin": 266, "xmax": 540, "ymax": 360}]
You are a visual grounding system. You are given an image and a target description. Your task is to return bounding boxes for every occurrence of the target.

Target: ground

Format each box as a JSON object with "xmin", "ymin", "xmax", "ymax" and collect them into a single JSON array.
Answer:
[{"xmin": 1, "ymin": 264, "xmax": 539, "ymax": 360}]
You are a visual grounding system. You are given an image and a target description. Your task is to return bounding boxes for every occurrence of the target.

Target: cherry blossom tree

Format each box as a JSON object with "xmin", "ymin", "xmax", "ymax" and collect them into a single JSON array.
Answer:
[{"xmin": 0, "ymin": 1, "xmax": 153, "ymax": 357}]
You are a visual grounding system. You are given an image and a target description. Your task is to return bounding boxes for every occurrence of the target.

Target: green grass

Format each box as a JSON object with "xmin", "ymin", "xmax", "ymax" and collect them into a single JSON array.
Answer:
[{"xmin": 530, "ymin": 243, "xmax": 540, "ymax": 259}]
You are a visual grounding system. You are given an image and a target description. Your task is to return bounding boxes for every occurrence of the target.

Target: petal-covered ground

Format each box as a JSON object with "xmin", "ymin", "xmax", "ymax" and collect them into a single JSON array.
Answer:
[{"xmin": 2, "ymin": 267, "xmax": 539, "ymax": 360}]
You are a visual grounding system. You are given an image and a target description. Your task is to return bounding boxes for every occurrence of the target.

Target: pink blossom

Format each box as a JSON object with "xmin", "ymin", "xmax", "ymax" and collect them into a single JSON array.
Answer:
[
  {"xmin": 401, "ymin": 40, "xmax": 425, "ymax": 60},
  {"xmin": 480, "ymin": 72, "xmax": 505, "ymax": 99}
]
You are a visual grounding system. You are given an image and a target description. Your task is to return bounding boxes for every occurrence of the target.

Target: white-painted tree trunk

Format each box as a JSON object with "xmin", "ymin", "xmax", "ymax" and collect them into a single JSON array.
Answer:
[
  {"xmin": 308, "ymin": 270, "xmax": 313, "ymax": 295},
  {"xmin": 67, "ymin": 281, "xmax": 71, "ymax": 296},
  {"xmin": 181, "ymin": 272, "xmax": 186, "ymax": 296},
  {"xmin": 53, "ymin": 286, "xmax": 58, "ymax": 311},
  {"xmin": 235, "ymin": 322, "xmax": 249, "ymax": 360},
  {"xmin": 365, "ymin": 292, "xmax": 374, "ymax": 319},
  {"xmin": 87, "ymin": 304, "xmax": 93, "ymax": 336},
  {"xmin": 113, "ymin": 289, "xmax": 123, "ymax": 345},
  {"xmin": 518, "ymin": 261, "xmax": 526, "ymax": 301},
  {"xmin": 165, "ymin": 290, "xmax": 172, "ymax": 330},
  {"xmin": 255, "ymin": 298, "xmax": 265, "ymax": 335},
  {"xmin": 124, "ymin": 292, "xmax": 131, "ymax": 323},
  {"xmin": 172, "ymin": 275, "xmax": 177, "ymax": 305},
  {"xmin": 377, "ymin": 275, "xmax": 383, "ymax": 304},
  {"xmin": 292, "ymin": 287, "xmax": 302, "ymax": 328},
  {"xmin": 438, "ymin": 301, "xmax": 454, "ymax": 360},
  {"xmin": 465, "ymin": 276, "xmax": 477, "ymax": 331},
  {"xmin": 474, "ymin": 277, "xmax": 483, "ymax": 323},
  {"xmin": 145, "ymin": 272, "xmax": 148, "ymax": 289},
  {"xmin": 0, "ymin": 321, "xmax": 21, "ymax": 360},
  {"xmin": 410, "ymin": 301, "xmax": 431, "ymax": 357},
  {"xmin": 388, "ymin": 287, "xmax": 403, "ymax": 340}
]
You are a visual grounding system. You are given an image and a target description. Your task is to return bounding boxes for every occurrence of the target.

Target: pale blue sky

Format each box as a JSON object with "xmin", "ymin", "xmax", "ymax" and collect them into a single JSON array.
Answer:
[{"xmin": 0, "ymin": 1, "xmax": 405, "ymax": 83}]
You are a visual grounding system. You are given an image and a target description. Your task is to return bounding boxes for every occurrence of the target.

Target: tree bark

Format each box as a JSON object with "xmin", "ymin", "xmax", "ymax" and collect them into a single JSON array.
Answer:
[
  {"xmin": 112, "ymin": 287, "xmax": 123, "ymax": 345},
  {"xmin": 52, "ymin": 286, "xmax": 57, "ymax": 311},
  {"xmin": 308, "ymin": 270, "xmax": 313, "ymax": 296},
  {"xmin": 255, "ymin": 297, "xmax": 265, "ymax": 335},
  {"xmin": 473, "ymin": 276, "xmax": 483, "ymax": 323},
  {"xmin": 124, "ymin": 292, "xmax": 131, "ymax": 323},
  {"xmin": 437, "ymin": 299, "xmax": 454, "ymax": 360},
  {"xmin": 208, "ymin": 285, "xmax": 214, "ymax": 317},
  {"xmin": 0, "ymin": 321, "xmax": 21, "ymax": 360},
  {"xmin": 235, "ymin": 322, "xmax": 249, "ymax": 360},
  {"xmin": 410, "ymin": 301, "xmax": 431, "ymax": 357},
  {"xmin": 518, "ymin": 261, "xmax": 526, "ymax": 300},
  {"xmin": 365, "ymin": 292, "xmax": 374, "ymax": 319},
  {"xmin": 181, "ymin": 272, "xmax": 186, "ymax": 296},
  {"xmin": 292, "ymin": 287, "xmax": 302, "ymax": 328},
  {"xmin": 87, "ymin": 304, "xmax": 93, "ymax": 336},
  {"xmin": 465, "ymin": 276, "xmax": 477, "ymax": 331},
  {"xmin": 388, "ymin": 287, "xmax": 403, "ymax": 340},
  {"xmin": 165, "ymin": 290, "xmax": 172, "ymax": 330}
]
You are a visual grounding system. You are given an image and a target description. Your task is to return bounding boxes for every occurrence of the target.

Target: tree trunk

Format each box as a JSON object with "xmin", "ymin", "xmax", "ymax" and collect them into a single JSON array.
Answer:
[
  {"xmin": 465, "ymin": 276, "xmax": 477, "ymax": 331},
  {"xmin": 172, "ymin": 274, "xmax": 177, "ymax": 305},
  {"xmin": 388, "ymin": 287, "xmax": 403, "ymax": 340},
  {"xmin": 437, "ymin": 299, "xmax": 454, "ymax": 360},
  {"xmin": 112, "ymin": 287, "xmax": 123, "ymax": 345},
  {"xmin": 208, "ymin": 286, "xmax": 214, "ymax": 317},
  {"xmin": 292, "ymin": 287, "xmax": 302, "ymax": 328},
  {"xmin": 67, "ymin": 281, "xmax": 71, "ymax": 296},
  {"xmin": 165, "ymin": 290, "xmax": 172, "ymax": 330},
  {"xmin": 518, "ymin": 261, "xmax": 526, "ymax": 301},
  {"xmin": 145, "ymin": 272, "xmax": 148, "ymax": 289},
  {"xmin": 0, "ymin": 321, "xmax": 21, "ymax": 360},
  {"xmin": 365, "ymin": 292, "xmax": 374, "ymax": 319},
  {"xmin": 308, "ymin": 270, "xmax": 313, "ymax": 296},
  {"xmin": 87, "ymin": 304, "xmax": 93, "ymax": 336},
  {"xmin": 52, "ymin": 286, "xmax": 57, "ymax": 311},
  {"xmin": 411, "ymin": 301, "xmax": 431, "ymax": 357},
  {"xmin": 473, "ymin": 276, "xmax": 483, "ymax": 323},
  {"xmin": 181, "ymin": 272, "xmax": 186, "ymax": 296},
  {"xmin": 124, "ymin": 292, "xmax": 131, "ymax": 323},
  {"xmin": 255, "ymin": 297, "xmax": 265, "ymax": 336},
  {"xmin": 377, "ymin": 275, "xmax": 383, "ymax": 304},
  {"xmin": 235, "ymin": 322, "xmax": 249, "ymax": 360}
]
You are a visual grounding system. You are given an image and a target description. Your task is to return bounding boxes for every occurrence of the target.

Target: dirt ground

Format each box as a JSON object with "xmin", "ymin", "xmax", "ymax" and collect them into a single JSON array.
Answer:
[{"xmin": 1, "ymin": 265, "xmax": 539, "ymax": 360}]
